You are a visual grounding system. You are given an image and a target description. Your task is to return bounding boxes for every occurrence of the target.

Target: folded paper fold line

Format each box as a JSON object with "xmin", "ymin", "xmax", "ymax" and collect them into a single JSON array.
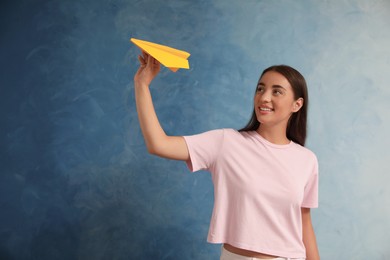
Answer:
[{"xmin": 130, "ymin": 38, "xmax": 190, "ymax": 72}]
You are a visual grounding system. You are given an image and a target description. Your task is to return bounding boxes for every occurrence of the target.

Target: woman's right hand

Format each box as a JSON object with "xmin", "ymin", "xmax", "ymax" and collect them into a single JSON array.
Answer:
[
  {"xmin": 133, "ymin": 50, "xmax": 189, "ymax": 161},
  {"xmin": 134, "ymin": 51, "xmax": 161, "ymax": 87}
]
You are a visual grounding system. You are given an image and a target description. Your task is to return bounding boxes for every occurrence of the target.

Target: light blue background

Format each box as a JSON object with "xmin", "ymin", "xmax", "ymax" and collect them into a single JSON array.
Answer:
[{"xmin": 1, "ymin": 0, "xmax": 390, "ymax": 259}]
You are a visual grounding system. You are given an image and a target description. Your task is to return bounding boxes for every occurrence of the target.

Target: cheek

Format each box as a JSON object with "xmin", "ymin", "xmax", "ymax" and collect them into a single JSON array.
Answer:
[
  {"xmin": 276, "ymin": 98, "xmax": 295, "ymax": 110},
  {"xmin": 273, "ymin": 102, "xmax": 294, "ymax": 115}
]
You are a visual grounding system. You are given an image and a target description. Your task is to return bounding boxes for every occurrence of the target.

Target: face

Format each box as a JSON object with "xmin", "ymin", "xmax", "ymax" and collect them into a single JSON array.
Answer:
[{"xmin": 254, "ymin": 71, "xmax": 303, "ymax": 129}]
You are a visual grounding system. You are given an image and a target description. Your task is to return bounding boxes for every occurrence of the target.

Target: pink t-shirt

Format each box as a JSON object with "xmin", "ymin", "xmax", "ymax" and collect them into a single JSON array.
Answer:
[{"xmin": 183, "ymin": 129, "xmax": 318, "ymax": 258}]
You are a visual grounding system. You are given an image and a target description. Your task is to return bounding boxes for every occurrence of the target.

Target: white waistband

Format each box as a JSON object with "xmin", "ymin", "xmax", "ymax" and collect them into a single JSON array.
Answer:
[{"xmin": 220, "ymin": 246, "xmax": 305, "ymax": 260}]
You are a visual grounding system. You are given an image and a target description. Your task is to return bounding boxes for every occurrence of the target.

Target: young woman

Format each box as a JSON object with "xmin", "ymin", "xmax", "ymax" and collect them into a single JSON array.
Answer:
[{"xmin": 134, "ymin": 51, "xmax": 320, "ymax": 260}]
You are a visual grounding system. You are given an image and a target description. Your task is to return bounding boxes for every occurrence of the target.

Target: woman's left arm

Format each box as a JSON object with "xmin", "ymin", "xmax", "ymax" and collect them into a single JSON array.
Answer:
[{"xmin": 302, "ymin": 208, "xmax": 320, "ymax": 260}]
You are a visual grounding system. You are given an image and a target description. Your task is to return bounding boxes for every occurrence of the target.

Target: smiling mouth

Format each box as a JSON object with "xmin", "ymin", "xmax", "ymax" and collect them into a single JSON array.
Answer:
[{"xmin": 259, "ymin": 107, "xmax": 274, "ymax": 112}]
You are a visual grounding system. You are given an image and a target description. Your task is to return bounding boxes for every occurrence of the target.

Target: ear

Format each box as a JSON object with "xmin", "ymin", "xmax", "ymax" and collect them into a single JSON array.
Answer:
[{"xmin": 292, "ymin": 98, "xmax": 304, "ymax": 113}]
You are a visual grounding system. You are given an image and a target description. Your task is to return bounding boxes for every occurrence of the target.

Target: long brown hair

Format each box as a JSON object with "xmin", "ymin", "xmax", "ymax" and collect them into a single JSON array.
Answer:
[{"xmin": 239, "ymin": 65, "xmax": 308, "ymax": 146}]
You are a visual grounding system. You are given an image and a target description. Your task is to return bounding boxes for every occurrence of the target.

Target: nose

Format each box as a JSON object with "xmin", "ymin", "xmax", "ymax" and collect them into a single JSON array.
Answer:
[{"xmin": 260, "ymin": 90, "xmax": 272, "ymax": 103}]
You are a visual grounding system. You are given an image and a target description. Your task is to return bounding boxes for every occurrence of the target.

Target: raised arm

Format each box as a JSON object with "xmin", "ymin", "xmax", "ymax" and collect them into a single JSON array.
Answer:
[{"xmin": 134, "ymin": 51, "xmax": 189, "ymax": 161}]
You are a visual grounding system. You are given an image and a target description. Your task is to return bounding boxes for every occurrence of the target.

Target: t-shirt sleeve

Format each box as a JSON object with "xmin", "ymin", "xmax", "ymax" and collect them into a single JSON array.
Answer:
[
  {"xmin": 183, "ymin": 129, "xmax": 224, "ymax": 172},
  {"xmin": 301, "ymin": 156, "xmax": 319, "ymax": 208}
]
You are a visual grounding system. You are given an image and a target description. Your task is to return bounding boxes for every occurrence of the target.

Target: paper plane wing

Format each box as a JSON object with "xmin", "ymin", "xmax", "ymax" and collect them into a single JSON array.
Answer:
[{"xmin": 130, "ymin": 38, "xmax": 190, "ymax": 72}]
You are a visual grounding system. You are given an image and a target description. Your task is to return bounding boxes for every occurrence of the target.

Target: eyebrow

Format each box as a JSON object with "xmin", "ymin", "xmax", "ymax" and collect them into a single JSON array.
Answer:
[{"xmin": 257, "ymin": 82, "xmax": 287, "ymax": 90}]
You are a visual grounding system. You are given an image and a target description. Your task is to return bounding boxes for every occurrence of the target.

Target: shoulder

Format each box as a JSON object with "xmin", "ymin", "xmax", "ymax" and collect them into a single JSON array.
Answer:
[
  {"xmin": 220, "ymin": 128, "xmax": 252, "ymax": 141},
  {"xmin": 184, "ymin": 129, "xmax": 251, "ymax": 146},
  {"xmin": 223, "ymin": 128, "xmax": 252, "ymax": 137},
  {"xmin": 293, "ymin": 143, "xmax": 318, "ymax": 168},
  {"xmin": 289, "ymin": 144, "xmax": 319, "ymax": 179},
  {"xmin": 222, "ymin": 128, "xmax": 240, "ymax": 135},
  {"xmin": 291, "ymin": 143, "xmax": 318, "ymax": 163}
]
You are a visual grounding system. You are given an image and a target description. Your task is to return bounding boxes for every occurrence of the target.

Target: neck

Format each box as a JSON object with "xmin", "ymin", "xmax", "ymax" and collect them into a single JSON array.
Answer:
[{"xmin": 256, "ymin": 124, "xmax": 290, "ymax": 145}]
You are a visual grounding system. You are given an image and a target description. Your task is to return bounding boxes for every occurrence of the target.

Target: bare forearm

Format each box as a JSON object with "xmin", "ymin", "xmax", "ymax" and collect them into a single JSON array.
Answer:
[
  {"xmin": 303, "ymin": 222, "xmax": 319, "ymax": 259},
  {"xmin": 134, "ymin": 83, "xmax": 167, "ymax": 154},
  {"xmin": 304, "ymin": 226, "xmax": 319, "ymax": 259},
  {"xmin": 134, "ymin": 82, "xmax": 189, "ymax": 160},
  {"xmin": 302, "ymin": 208, "xmax": 320, "ymax": 260}
]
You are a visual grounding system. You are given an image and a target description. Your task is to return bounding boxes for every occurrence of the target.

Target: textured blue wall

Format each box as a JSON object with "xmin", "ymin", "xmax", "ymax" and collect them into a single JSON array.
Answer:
[{"xmin": 1, "ymin": 0, "xmax": 390, "ymax": 259}]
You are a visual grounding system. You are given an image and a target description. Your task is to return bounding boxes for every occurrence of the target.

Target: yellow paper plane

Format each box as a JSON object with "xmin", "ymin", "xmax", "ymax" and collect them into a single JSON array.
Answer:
[{"xmin": 130, "ymin": 38, "xmax": 190, "ymax": 72}]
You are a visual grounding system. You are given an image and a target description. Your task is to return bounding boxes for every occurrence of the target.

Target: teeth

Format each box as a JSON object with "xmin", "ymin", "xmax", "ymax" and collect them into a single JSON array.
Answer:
[{"xmin": 260, "ymin": 107, "xmax": 272, "ymax": 111}]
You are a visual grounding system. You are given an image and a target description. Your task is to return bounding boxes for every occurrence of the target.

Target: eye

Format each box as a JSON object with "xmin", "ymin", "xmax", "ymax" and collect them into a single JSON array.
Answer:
[
  {"xmin": 256, "ymin": 85, "xmax": 265, "ymax": 93},
  {"xmin": 273, "ymin": 89, "xmax": 283, "ymax": 95}
]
